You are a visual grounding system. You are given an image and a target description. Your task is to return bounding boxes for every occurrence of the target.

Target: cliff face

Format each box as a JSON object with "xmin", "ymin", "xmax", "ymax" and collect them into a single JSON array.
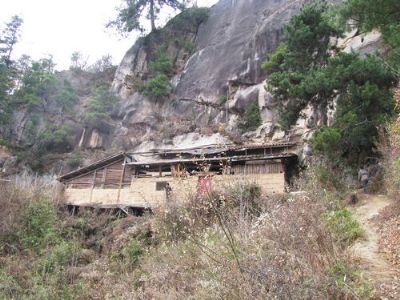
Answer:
[
  {"xmin": 4, "ymin": 0, "xmax": 385, "ymax": 174},
  {"xmin": 112, "ymin": 0, "xmax": 319, "ymax": 149}
]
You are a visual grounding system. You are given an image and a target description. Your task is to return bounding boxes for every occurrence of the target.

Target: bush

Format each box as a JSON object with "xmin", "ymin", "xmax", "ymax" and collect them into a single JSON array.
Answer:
[
  {"xmin": 38, "ymin": 241, "xmax": 81, "ymax": 274},
  {"xmin": 123, "ymin": 239, "xmax": 143, "ymax": 269},
  {"xmin": 143, "ymin": 74, "xmax": 172, "ymax": 100},
  {"xmin": 0, "ymin": 270, "xmax": 22, "ymax": 298},
  {"xmin": 239, "ymin": 101, "xmax": 262, "ymax": 133},
  {"xmin": 312, "ymin": 127, "xmax": 342, "ymax": 161},
  {"xmin": 38, "ymin": 125, "xmax": 72, "ymax": 153},
  {"xmin": 19, "ymin": 198, "xmax": 60, "ymax": 251},
  {"xmin": 66, "ymin": 153, "xmax": 82, "ymax": 169},
  {"xmin": 324, "ymin": 208, "xmax": 364, "ymax": 247},
  {"xmin": 168, "ymin": 7, "xmax": 210, "ymax": 33},
  {"xmin": 149, "ymin": 49, "xmax": 173, "ymax": 75},
  {"xmin": 85, "ymin": 85, "xmax": 118, "ymax": 129}
]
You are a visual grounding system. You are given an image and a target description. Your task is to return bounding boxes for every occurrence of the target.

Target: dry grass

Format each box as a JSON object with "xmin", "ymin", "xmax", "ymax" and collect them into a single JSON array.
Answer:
[
  {"xmin": 0, "ymin": 172, "xmax": 371, "ymax": 299},
  {"xmin": 0, "ymin": 171, "xmax": 61, "ymax": 250}
]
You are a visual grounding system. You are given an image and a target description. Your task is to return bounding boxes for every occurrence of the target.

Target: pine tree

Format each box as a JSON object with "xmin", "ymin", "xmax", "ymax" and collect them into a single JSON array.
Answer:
[{"xmin": 107, "ymin": 0, "xmax": 187, "ymax": 33}]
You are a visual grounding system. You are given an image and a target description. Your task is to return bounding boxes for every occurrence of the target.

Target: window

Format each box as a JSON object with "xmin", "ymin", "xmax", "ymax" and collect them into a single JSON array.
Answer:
[{"xmin": 156, "ymin": 181, "xmax": 168, "ymax": 191}]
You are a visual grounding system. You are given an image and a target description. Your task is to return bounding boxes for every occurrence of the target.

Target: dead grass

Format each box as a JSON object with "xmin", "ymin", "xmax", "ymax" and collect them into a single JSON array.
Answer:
[{"xmin": 0, "ymin": 172, "xmax": 372, "ymax": 299}]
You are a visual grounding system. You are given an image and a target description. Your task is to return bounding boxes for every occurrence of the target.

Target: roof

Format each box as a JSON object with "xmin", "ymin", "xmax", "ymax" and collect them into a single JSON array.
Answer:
[
  {"xmin": 128, "ymin": 142, "xmax": 297, "ymax": 156},
  {"xmin": 128, "ymin": 153, "xmax": 297, "ymax": 166},
  {"xmin": 58, "ymin": 143, "xmax": 298, "ymax": 182},
  {"xmin": 58, "ymin": 152, "xmax": 127, "ymax": 182}
]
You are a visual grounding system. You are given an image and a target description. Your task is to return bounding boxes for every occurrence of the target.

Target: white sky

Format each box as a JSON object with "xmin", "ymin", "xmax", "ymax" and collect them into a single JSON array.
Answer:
[{"xmin": 0, "ymin": 0, "xmax": 218, "ymax": 70}]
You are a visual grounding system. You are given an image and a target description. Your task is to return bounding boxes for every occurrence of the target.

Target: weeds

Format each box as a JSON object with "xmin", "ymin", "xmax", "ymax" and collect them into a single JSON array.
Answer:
[
  {"xmin": 324, "ymin": 208, "xmax": 364, "ymax": 247},
  {"xmin": 0, "ymin": 172, "xmax": 372, "ymax": 299},
  {"xmin": 123, "ymin": 238, "xmax": 143, "ymax": 269}
]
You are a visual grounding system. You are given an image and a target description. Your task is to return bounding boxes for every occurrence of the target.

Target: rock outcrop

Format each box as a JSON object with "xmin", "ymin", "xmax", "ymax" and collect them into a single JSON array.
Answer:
[
  {"xmin": 6, "ymin": 0, "xmax": 387, "ymax": 172},
  {"xmin": 111, "ymin": 0, "xmax": 322, "ymax": 151}
]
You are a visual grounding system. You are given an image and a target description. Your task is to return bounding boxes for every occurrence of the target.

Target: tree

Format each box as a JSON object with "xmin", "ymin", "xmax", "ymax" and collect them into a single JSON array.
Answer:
[
  {"xmin": 263, "ymin": 2, "xmax": 342, "ymax": 130},
  {"xmin": 107, "ymin": 0, "xmax": 188, "ymax": 34},
  {"xmin": 239, "ymin": 102, "xmax": 262, "ymax": 133},
  {"xmin": 0, "ymin": 16, "xmax": 23, "ymax": 127},
  {"xmin": 69, "ymin": 51, "xmax": 88, "ymax": 71},
  {"xmin": 0, "ymin": 15, "xmax": 23, "ymax": 67},
  {"xmin": 55, "ymin": 80, "xmax": 78, "ymax": 113},
  {"xmin": 85, "ymin": 85, "xmax": 118, "ymax": 131},
  {"xmin": 15, "ymin": 57, "xmax": 58, "ymax": 111},
  {"xmin": 341, "ymin": 0, "xmax": 400, "ymax": 75},
  {"xmin": 263, "ymin": 3, "xmax": 398, "ymax": 164}
]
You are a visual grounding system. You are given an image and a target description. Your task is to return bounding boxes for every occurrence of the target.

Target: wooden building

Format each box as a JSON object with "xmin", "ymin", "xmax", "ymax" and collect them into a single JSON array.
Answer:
[{"xmin": 59, "ymin": 143, "xmax": 298, "ymax": 209}]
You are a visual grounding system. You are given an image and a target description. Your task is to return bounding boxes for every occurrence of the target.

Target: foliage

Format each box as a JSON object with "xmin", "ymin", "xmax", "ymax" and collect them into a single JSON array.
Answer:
[
  {"xmin": 0, "ymin": 16, "xmax": 23, "ymax": 126},
  {"xmin": 18, "ymin": 198, "xmax": 60, "ymax": 251},
  {"xmin": 341, "ymin": 0, "xmax": 400, "ymax": 75},
  {"xmin": 85, "ymin": 85, "xmax": 118, "ymax": 130},
  {"xmin": 107, "ymin": 0, "xmax": 187, "ymax": 34},
  {"xmin": 88, "ymin": 54, "xmax": 115, "ymax": 73},
  {"xmin": 55, "ymin": 80, "xmax": 78, "ymax": 112},
  {"xmin": 312, "ymin": 127, "xmax": 342, "ymax": 160},
  {"xmin": 123, "ymin": 238, "xmax": 143, "ymax": 269},
  {"xmin": 312, "ymin": 53, "xmax": 396, "ymax": 164},
  {"xmin": 15, "ymin": 56, "xmax": 58, "ymax": 110},
  {"xmin": 38, "ymin": 125, "xmax": 72, "ymax": 153},
  {"xmin": 168, "ymin": 6, "xmax": 209, "ymax": 33},
  {"xmin": 38, "ymin": 241, "xmax": 81, "ymax": 274},
  {"xmin": 0, "ymin": 270, "xmax": 22, "ymax": 298},
  {"xmin": 66, "ymin": 152, "xmax": 82, "ymax": 169},
  {"xmin": 263, "ymin": 3, "xmax": 342, "ymax": 131},
  {"xmin": 239, "ymin": 101, "xmax": 262, "ymax": 132},
  {"xmin": 0, "ymin": 15, "xmax": 23, "ymax": 67},
  {"xmin": 264, "ymin": 3, "xmax": 398, "ymax": 164},
  {"xmin": 324, "ymin": 208, "xmax": 364, "ymax": 247},
  {"xmin": 69, "ymin": 51, "xmax": 88, "ymax": 71},
  {"xmin": 142, "ymin": 73, "xmax": 172, "ymax": 100},
  {"xmin": 149, "ymin": 48, "xmax": 173, "ymax": 75}
]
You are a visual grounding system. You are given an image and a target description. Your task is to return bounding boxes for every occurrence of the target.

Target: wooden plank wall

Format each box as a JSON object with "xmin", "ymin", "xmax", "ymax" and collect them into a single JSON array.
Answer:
[
  {"xmin": 232, "ymin": 162, "xmax": 283, "ymax": 175},
  {"xmin": 64, "ymin": 173, "xmax": 285, "ymax": 208},
  {"xmin": 65, "ymin": 159, "xmax": 132, "ymax": 189}
]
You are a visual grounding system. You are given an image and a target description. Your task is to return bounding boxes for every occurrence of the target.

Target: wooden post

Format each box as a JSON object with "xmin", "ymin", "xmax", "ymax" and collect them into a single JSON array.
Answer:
[
  {"xmin": 117, "ymin": 162, "xmax": 126, "ymax": 204},
  {"xmin": 101, "ymin": 167, "xmax": 107, "ymax": 188},
  {"xmin": 90, "ymin": 170, "xmax": 97, "ymax": 203}
]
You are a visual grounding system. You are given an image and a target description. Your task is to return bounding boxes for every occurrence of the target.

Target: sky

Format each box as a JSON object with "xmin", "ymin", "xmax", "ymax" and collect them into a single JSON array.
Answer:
[{"xmin": 0, "ymin": 0, "xmax": 218, "ymax": 70}]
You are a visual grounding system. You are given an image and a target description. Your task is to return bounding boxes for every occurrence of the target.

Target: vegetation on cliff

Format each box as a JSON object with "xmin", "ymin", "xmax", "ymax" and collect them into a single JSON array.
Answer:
[{"xmin": 263, "ymin": 2, "xmax": 398, "ymax": 166}]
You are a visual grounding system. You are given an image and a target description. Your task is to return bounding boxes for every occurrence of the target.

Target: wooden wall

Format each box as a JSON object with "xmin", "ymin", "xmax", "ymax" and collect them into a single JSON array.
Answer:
[
  {"xmin": 232, "ymin": 161, "xmax": 283, "ymax": 175},
  {"xmin": 64, "ymin": 173, "xmax": 285, "ymax": 208},
  {"xmin": 64, "ymin": 159, "xmax": 132, "ymax": 189}
]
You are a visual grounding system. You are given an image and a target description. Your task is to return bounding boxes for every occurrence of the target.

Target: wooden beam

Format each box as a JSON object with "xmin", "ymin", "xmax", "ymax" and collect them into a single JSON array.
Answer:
[
  {"xmin": 101, "ymin": 167, "xmax": 107, "ymax": 189},
  {"xmin": 117, "ymin": 163, "xmax": 126, "ymax": 203}
]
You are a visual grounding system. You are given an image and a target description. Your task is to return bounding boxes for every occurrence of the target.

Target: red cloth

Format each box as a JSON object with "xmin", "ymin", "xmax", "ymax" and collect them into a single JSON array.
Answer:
[{"xmin": 197, "ymin": 176, "xmax": 212, "ymax": 194}]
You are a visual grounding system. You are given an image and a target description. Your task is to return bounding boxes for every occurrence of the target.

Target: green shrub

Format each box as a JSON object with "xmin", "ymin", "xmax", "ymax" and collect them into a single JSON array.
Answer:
[
  {"xmin": 175, "ymin": 37, "xmax": 195, "ymax": 52},
  {"xmin": 66, "ymin": 153, "xmax": 82, "ymax": 169},
  {"xmin": 169, "ymin": 7, "xmax": 210, "ymax": 33},
  {"xmin": 312, "ymin": 127, "xmax": 342, "ymax": 160},
  {"xmin": 124, "ymin": 238, "xmax": 143, "ymax": 268},
  {"xmin": 239, "ymin": 101, "xmax": 262, "ymax": 132},
  {"xmin": 327, "ymin": 262, "xmax": 374, "ymax": 299},
  {"xmin": 314, "ymin": 166, "xmax": 341, "ymax": 190},
  {"xmin": 149, "ymin": 49, "xmax": 173, "ymax": 75},
  {"xmin": 19, "ymin": 199, "xmax": 60, "ymax": 251},
  {"xmin": 324, "ymin": 208, "xmax": 363, "ymax": 247},
  {"xmin": 85, "ymin": 85, "xmax": 118, "ymax": 129},
  {"xmin": 0, "ymin": 270, "xmax": 22, "ymax": 298},
  {"xmin": 143, "ymin": 74, "xmax": 172, "ymax": 100},
  {"xmin": 38, "ymin": 241, "xmax": 81, "ymax": 274},
  {"xmin": 38, "ymin": 125, "xmax": 72, "ymax": 153}
]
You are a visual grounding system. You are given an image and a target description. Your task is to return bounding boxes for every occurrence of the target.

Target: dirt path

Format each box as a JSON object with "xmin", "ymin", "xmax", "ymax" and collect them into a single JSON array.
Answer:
[{"xmin": 351, "ymin": 194, "xmax": 399, "ymax": 298}]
